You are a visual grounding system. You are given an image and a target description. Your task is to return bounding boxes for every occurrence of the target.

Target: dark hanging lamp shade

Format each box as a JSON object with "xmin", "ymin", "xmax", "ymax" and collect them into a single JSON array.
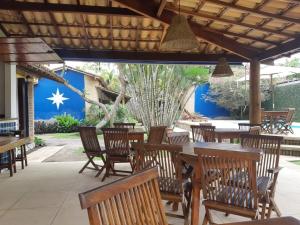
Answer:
[
  {"xmin": 212, "ymin": 57, "xmax": 234, "ymax": 77},
  {"xmin": 160, "ymin": 14, "xmax": 199, "ymax": 51}
]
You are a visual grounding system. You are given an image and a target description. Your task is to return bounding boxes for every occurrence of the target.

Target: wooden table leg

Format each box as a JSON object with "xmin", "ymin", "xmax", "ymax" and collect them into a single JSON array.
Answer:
[
  {"xmin": 191, "ymin": 163, "xmax": 201, "ymax": 225},
  {"xmin": 217, "ymin": 135, "xmax": 222, "ymax": 143},
  {"xmin": 8, "ymin": 149, "xmax": 13, "ymax": 177}
]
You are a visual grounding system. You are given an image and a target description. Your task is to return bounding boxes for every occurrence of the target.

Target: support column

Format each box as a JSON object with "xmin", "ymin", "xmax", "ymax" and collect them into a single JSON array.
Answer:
[
  {"xmin": 27, "ymin": 81, "xmax": 35, "ymax": 137},
  {"xmin": 249, "ymin": 59, "xmax": 261, "ymax": 124},
  {"xmin": 4, "ymin": 64, "xmax": 17, "ymax": 119}
]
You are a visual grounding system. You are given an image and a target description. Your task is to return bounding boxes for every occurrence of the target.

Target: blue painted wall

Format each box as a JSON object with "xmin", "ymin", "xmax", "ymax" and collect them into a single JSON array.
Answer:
[
  {"xmin": 34, "ymin": 69, "xmax": 85, "ymax": 120},
  {"xmin": 194, "ymin": 83, "xmax": 230, "ymax": 118}
]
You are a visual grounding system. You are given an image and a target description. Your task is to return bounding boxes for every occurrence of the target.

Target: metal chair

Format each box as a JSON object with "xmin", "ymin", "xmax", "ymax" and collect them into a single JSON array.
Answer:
[
  {"xmin": 79, "ymin": 127, "xmax": 106, "ymax": 177},
  {"xmin": 79, "ymin": 167, "xmax": 169, "ymax": 225}
]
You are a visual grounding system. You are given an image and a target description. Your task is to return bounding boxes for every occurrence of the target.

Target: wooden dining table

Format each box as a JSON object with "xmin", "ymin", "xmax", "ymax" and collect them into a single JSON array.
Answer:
[
  {"xmin": 262, "ymin": 111, "xmax": 288, "ymax": 133},
  {"xmin": 128, "ymin": 128, "xmax": 145, "ymax": 143},
  {"xmin": 0, "ymin": 136, "xmax": 31, "ymax": 176},
  {"xmin": 223, "ymin": 216, "xmax": 300, "ymax": 225},
  {"xmin": 180, "ymin": 142, "xmax": 261, "ymax": 225},
  {"xmin": 214, "ymin": 128, "xmax": 249, "ymax": 143}
]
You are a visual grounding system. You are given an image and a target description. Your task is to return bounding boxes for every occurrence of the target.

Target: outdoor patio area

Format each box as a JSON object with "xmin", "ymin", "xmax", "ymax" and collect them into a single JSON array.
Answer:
[{"xmin": 0, "ymin": 153, "xmax": 299, "ymax": 225}]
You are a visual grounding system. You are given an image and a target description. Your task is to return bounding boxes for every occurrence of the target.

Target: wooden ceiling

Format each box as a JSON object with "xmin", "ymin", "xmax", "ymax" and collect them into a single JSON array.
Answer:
[
  {"xmin": 0, "ymin": 0, "xmax": 299, "ymax": 63},
  {"xmin": 0, "ymin": 37, "xmax": 62, "ymax": 63}
]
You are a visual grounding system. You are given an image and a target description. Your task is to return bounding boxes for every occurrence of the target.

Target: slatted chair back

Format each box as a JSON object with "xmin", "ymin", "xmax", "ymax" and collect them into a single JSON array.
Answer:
[
  {"xmin": 79, "ymin": 127, "xmax": 102, "ymax": 153},
  {"xmin": 203, "ymin": 129, "xmax": 216, "ymax": 142},
  {"xmin": 196, "ymin": 148, "xmax": 259, "ymax": 216},
  {"xmin": 134, "ymin": 143, "xmax": 183, "ymax": 193},
  {"xmin": 191, "ymin": 125, "xmax": 215, "ymax": 142},
  {"xmin": 101, "ymin": 128, "xmax": 129, "ymax": 156},
  {"xmin": 167, "ymin": 131, "xmax": 190, "ymax": 145},
  {"xmin": 241, "ymin": 134, "xmax": 283, "ymax": 179},
  {"xmin": 113, "ymin": 122, "xmax": 135, "ymax": 129},
  {"xmin": 249, "ymin": 126, "xmax": 261, "ymax": 135},
  {"xmin": 79, "ymin": 167, "xmax": 169, "ymax": 225},
  {"xmin": 286, "ymin": 108, "xmax": 295, "ymax": 124},
  {"xmin": 238, "ymin": 123, "xmax": 262, "ymax": 131},
  {"xmin": 147, "ymin": 126, "xmax": 167, "ymax": 144}
]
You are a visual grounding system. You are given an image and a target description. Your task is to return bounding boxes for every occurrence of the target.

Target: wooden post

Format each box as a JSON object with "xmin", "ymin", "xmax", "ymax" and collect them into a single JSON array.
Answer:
[{"xmin": 249, "ymin": 59, "xmax": 261, "ymax": 124}]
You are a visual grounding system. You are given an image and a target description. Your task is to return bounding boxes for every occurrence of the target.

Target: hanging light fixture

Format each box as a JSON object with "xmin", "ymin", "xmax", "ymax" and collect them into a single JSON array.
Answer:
[
  {"xmin": 211, "ymin": 57, "xmax": 234, "ymax": 78},
  {"xmin": 160, "ymin": 0, "xmax": 199, "ymax": 51}
]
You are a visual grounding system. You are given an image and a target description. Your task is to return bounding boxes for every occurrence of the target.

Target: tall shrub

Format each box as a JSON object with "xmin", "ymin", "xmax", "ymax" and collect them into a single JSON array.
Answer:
[{"xmin": 122, "ymin": 64, "xmax": 193, "ymax": 131}]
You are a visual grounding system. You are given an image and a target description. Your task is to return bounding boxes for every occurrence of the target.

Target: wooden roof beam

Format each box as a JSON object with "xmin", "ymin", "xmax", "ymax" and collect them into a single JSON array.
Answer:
[
  {"xmin": 205, "ymin": 0, "xmax": 300, "ymax": 25},
  {"xmin": 157, "ymin": 0, "xmax": 167, "ymax": 17},
  {"xmin": 258, "ymin": 37, "xmax": 300, "ymax": 62},
  {"xmin": 54, "ymin": 49, "xmax": 248, "ymax": 63},
  {"xmin": 166, "ymin": 6, "xmax": 295, "ymax": 38},
  {"xmin": 0, "ymin": 1, "xmax": 141, "ymax": 17},
  {"xmin": 113, "ymin": 0, "xmax": 260, "ymax": 60}
]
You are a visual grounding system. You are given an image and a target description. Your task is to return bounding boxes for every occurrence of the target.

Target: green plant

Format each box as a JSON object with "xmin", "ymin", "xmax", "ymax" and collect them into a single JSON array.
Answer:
[
  {"xmin": 34, "ymin": 136, "xmax": 45, "ymax": 147},
  {"xmin": 34, "ymin": 121, "xmax": 58, "ymax": 134},
  {"xmin": 55, "ymin": 114, "xmax": 80, "ymax": 133}
]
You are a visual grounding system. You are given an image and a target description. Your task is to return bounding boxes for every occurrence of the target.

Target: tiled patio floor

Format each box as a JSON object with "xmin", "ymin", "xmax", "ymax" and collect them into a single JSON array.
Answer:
[{"xmin": 0, "ymin": 156, "xmax": 299, "ymax": 225}]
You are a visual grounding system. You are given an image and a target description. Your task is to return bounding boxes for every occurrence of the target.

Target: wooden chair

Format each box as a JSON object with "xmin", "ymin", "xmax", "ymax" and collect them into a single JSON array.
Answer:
[
  {"xmin": 191, "ymin": 125, "xmax": 215, "ymax": 142},
  {"xmin": 133, "ymin": 143, "xmax": 192, "ymax": 225},
  {"xmin": 167, "ymin": 131, "xmax": 190, "ymax": 145},
  {"xmin": 79, "ymin": 127, "xmax": 107, "ymax": 177},
  {"xmin": 113, "ymin": 122, "xmax": 135, "ymax": 129},
  {"xmin": 196, "ymin": 148, "xmax": 260, "ymax": 225},
  {"xmin": 241, "ymin": 134, "xmax": 283, "ymax": 219},
  {"xmin": 276, "ymin": 108, "xmax": 295, "ymax": 134},
  {"xmin": 249, "ymin": 126, "xmax": 261, "ymax": 135},
  {"xmin": 13, "ymin": 130, "xmax": 28, "ymax": 169},
  {"xmin": 238, "ymin": 123, "xmax": 261, "ymax": 131},
  {"xmin": 101, "ymin": 128, "xmax": 133, "ymax": 181},
  {"xmin": 222, "ymin": 217, "xmax": 300, "ymax": 225},
  {"xmin": 79, "ymin": 167, "xmax": 169, "ymax": 225},
  {"xmin": 147, "ymin": 126, "xmax": 167, "ymax": 144}
]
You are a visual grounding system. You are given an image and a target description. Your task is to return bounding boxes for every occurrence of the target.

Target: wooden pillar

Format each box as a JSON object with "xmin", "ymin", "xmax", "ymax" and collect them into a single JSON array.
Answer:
[{"xmin": 249, "ymin": 59, "xmax": 261, "ymax": 124}]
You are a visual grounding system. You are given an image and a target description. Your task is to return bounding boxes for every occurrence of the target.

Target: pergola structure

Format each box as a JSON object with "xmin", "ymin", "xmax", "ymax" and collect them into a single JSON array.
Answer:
[{"xmin": 0, "ymin": 0, "xmax": 300, "ymax": 123}]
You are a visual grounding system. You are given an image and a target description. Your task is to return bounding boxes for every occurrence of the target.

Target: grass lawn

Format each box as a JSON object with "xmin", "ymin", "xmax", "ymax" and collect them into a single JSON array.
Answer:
[
  {"xmin": 290, "ymin": 160, "xmax": 300, "ymax": 166},
  {"xmin": 43, "ymin": 132, "xmax": 104, "ymax": 139}
]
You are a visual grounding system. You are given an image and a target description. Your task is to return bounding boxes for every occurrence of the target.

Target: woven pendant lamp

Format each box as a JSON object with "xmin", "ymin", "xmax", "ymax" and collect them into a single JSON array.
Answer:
[
  {"xmin": 160, "ymin": 15, "xmax": 198, "ymax": 51},
  {"xmin": 212, "ymin": 57, "xmax": 234, "ymax": 77}
]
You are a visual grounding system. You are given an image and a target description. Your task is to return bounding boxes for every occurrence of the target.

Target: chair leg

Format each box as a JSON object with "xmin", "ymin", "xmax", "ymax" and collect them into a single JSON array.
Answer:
[
  {"xmin": 79, "ymin": 157, "xmax": 95, "ymax": 174},
  {"xmin": 268, "ymin": 198, "xmax": 281, "ymax": 218},
  {"xmin": 261, "ymin": 202, "xmax": 266, "ymax": 219},
  {"xmin": 8, "ymin": 150, "xmax": 13, "ymax": 177},
  {"xmin": 12, "ymin": 149, "xmax": 17, "ymax": 173},
  {"xmin": 101, "ymin": 159, "xmax": 111, "ymax": 182},
  {"xmin": 20, "ymin": 146, "xmax": 25, "ymax": 169},
  {"xmin": 172, "ymin": 202, "xmax": 178, "ymax": 211},
  {"xmin": 24, "ymin": 145, "xmax": 28, "ymax": 166}
]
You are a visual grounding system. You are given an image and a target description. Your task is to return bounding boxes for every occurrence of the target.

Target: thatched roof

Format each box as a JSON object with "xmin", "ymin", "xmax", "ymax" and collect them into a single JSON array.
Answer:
[{"xmin": 0, "ymin": 0, "xmax": 299, "ymax": 63}]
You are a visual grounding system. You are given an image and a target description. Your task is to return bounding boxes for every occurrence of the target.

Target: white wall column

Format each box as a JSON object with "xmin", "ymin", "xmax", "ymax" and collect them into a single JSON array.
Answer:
[{"xmin": 4, "ymin": 64, "xmax": 18, "ymax": 119}]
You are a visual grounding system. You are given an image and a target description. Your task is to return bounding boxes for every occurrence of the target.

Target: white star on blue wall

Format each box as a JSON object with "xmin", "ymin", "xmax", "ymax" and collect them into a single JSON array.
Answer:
[{"xmin": 47, "ymin": 88, "xmax": 69, "ymax": 110}]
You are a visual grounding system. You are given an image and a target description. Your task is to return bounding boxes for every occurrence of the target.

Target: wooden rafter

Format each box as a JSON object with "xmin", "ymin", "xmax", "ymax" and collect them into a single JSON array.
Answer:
[
  {"xmin": 11, "ymin": 0, "xmax": 34, "ymax": 37},
  {"xmin": 157, "ymin": 0, "xmax": 167, "ymax": 17},
  {"xmin": 113, "ymin": 0, "xmax": 261, "ymax": 60},
  {"xmin": 205, "ymin": 0, "xmax": 300, "ymax": 25},
  {"xmin": 166, "ymin": 6, "xmax": 295, "ymax": 38},
  {"xmin": 43, "ymin": 1, "xmax": 64, "ymax": 47},
  {"xmin": 76, "ymin": 0, "xmax": 91, "ymax": 49},
  {"xmin": 258, "ymin": 37, "xmax": 300, "ymax": 62},
  {"xmin": 0, "ymin": 1, "xmax": 140, "ymax": 17},
  {"xmin": 0, "ymin": 21, "xmax": 163, "ymax": 32},
  {"xmin": 0, "ymin": 24, "xmax": 9, "ymax": 37},
  {"xmin": 9, "ymin": 34, "xmax": 161, "ymax": 43},
  {"xmin": 54, "ymin": 48, "xmax": 247, "ymax": 63}
]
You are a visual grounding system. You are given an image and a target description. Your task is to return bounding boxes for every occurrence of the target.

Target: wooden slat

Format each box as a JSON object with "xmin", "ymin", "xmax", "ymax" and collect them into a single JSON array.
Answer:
[
  {"xmin": 54, "ymin": 48, "xmax": 247, "ymax": 63},
  {"xmin": 114, "ymin": 0, "xmax": 260, "ymax": 60},
  {"xmin": 157, "ymin": 0, "xmax": 167, "ymax": 17},
  {"xmin": 205, "ymin": 0, "xmax": 300, "ymax": 25},
  {"xmin": 0, "ymin": 1, "xmax": 141, "ymax": 17}
]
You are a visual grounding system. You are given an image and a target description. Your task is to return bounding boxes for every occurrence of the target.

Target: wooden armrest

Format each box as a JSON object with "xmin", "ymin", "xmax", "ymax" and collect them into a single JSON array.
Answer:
[{"xmin": 267, "ymin": 166, "xmax": 282, "ymax": 174}]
